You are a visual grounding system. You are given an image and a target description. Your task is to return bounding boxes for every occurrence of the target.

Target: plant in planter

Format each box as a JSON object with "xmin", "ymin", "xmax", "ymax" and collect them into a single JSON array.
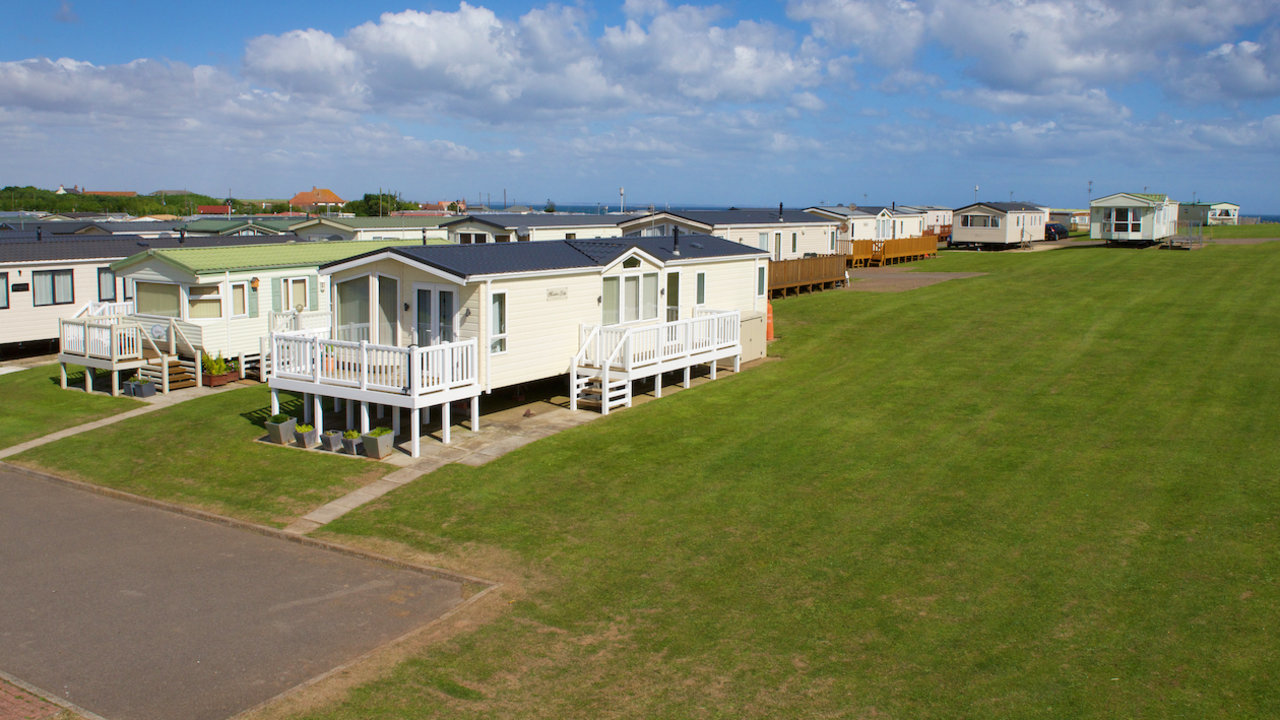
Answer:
[
  {"xmin": 121, "ymin": 376, "xmax": 138, "ymax": 397},
  {"xmin": 201, "ymin": 352, "xmax": 241, "ymax": 387},
  {"xmin": 133, "ymin": 376, "xmax": 157, "ymax": 398},
  {"xmin": 361, "ymin": 426, "xmax": 395, "ymax": 460},
  {"xmin": 322, "ymin": 429, "xmax": 344, "ymax": 452},
  {"xmin": 265, "ymin": 413, "xmax": 296, "ymax": 444},
  {"xmin": 294, "ymin": 423, "xmax": 319, "ymax": 449},
  {"xmin": 341, "ymin": 429, "xmax": 362, "ymax": 455}
]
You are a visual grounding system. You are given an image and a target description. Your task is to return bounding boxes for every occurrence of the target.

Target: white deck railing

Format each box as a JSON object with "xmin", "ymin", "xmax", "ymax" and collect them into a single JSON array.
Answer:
[
  {"xmin": 578, "ymin": 309, "xmax": 740, "ymax": 374},
  {"xmin": 74, "ymin": 300, "xmax": 135, "ymax": 318},
  {"xmin": 269, "ymin": 309, "xmax": 332, "ymax": 335},
  {"xmin": 60, "ymin": 317, "xmax": 143, "ymax": 361},
  {"xmin": 271, "ymin": 333, "xmax": 479, "ymax": 397}
]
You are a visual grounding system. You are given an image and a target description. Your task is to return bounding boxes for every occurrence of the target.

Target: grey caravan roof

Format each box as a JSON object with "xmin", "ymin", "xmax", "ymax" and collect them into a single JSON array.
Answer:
[
  {"xmin": 0, "ymin": 233, "xmax": 301, "ymax": 264},
  {"xmin": 331, "ymin": 234, "xmax": 765, "ymax": 279}
]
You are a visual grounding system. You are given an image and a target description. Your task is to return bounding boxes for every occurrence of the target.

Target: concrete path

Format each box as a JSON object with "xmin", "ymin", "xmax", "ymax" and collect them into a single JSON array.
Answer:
[{"xmin": 0, "ymin": 466, "xmax": 472, "ymax": 720}]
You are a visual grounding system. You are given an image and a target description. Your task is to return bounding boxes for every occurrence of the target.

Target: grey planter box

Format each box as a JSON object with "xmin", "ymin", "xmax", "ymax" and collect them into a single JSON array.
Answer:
[
  {"xmin": 134, "ymin": 382, "xmax": 157, "ymax": 398},
  {"xmin": 361, "ymin": 431, "xmax": 395, "ymax": 460},
  {"xmin": 322, "ymin": 431, "xmax": 344, "ymax": 452},
  {"xmin": 265, "ymin": 417, "xmax": 296, "ymax": 445},
  {"xmin": 341, "ymin": 436, "xmax": 361, "ymax": 455},
  {"xmin": 294, "ymin": 427, "xmax": 319, "ymax": 449},
  {"xmin": 121, "ymin": 381, "xmax": 137, "ymax": 397}
]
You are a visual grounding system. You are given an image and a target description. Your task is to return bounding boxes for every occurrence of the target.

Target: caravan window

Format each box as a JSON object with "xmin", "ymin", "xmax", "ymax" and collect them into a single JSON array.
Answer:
[
  {"xmin": 135, "ymin": 282, "xmax": 180, "ymax": 317},
  {"xmin": 335, "ymin": 277, "xmax": 371, "ymax": 342},
  {"xmin": 33, "ymin": 270, "xmax": 74, "ymax": 306},
  {"xmin": 188, "ymin": 285, "xmax": 222, "ymax": 319}
]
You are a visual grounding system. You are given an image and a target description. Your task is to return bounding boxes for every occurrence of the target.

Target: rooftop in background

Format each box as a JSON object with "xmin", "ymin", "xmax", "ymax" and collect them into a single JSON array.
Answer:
[
  {"xmin": 0, "ymin": 233, "xmax": 302, "ymax": 264},
  {"xmin": 113, "ymin": 238, "xmax": 441, "ymax": 275},
  {"xmin": 955, "ymin": 201, "xmax": 1049, "ymax": 213},
  {"xmin": 289, "ymin": 187, "xmax": 345, "ymax": 208}
]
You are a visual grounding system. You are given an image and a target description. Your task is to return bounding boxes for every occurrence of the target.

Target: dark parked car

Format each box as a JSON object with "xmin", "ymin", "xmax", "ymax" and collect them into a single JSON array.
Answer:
[{"xmin": 1044, "ymin": 222, "xmax": 1069, "ymax": 241}]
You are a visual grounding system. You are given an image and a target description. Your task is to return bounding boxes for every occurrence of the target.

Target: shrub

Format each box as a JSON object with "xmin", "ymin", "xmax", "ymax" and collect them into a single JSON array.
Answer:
[
  {"xmin": 268, "ymin": 413, "xmax": 291, "ymax": 424},
  {"xmin": 366, "ymin": 426, "xmax": 392, "ymax": 437}
]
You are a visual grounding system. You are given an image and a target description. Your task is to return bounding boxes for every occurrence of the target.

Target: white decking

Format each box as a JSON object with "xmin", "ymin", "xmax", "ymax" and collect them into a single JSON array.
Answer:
[
  {"xmin": 57, "ymin": 315, "xmax": 200, "ymax": 395},
  {"xmin": 570, "ymin": 309, "xmax": 742, "ymax": 413},
  {"xmin": 267, "ymin": 332, "xmax": 482, "ymax": 457}
]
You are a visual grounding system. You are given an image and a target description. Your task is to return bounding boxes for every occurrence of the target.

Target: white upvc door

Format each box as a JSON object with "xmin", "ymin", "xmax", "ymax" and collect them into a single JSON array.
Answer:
[{"xmin": 413, "ymin": 283, "xmax": 458, "ymax": 345}]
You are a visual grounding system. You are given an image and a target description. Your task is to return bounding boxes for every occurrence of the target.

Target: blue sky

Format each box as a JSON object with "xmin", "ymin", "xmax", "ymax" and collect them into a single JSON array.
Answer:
[{"xmin": 3, "ymin": 0, "xmax": 1278, "ymax": 211}]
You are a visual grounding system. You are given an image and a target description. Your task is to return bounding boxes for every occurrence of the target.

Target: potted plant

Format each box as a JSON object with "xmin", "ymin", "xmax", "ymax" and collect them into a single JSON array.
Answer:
[
  {"xmin": 201, "ymin": 352, "xmax": 241, "ymax": 387},
  {"xmin": 294, "ymin": 423, "xmax": 319, "ymax": 449},
  {"xmin": 322, "ymin": 429, "xmax": 344, "ymax": 452},
  {"xmin": 361, "ymin": 426, "xmax": 395, "ymax": 460},
  {"xmin": 265, "ymin": 413, "xmax": 296, "ymax": 444},
  {"xmin": 341, "ymin": 429, "xmax": 362, "ymax": 455},
  {"xmin": 133, "ymin": 376, "xmax": 157, "ymax": 398},
  {"xmin": 121, "ymin": 376, "xmax": 138, "ymax": 397}
]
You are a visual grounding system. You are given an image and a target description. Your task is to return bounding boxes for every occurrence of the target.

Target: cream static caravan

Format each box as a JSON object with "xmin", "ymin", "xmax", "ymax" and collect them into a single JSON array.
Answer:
[{"xmin": 268, "ymin": 235, "xmax": 769, "ymax": 457}]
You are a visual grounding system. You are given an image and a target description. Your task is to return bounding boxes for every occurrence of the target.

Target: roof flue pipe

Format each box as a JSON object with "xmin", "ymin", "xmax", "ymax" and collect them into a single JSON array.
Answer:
[
  {"xmin": 778, "ymin": 202, "xmax": 784, "ymax": 222},
  {"xmin": 672, "ymin": 226, "xmax": 680, "ymax": 257}
]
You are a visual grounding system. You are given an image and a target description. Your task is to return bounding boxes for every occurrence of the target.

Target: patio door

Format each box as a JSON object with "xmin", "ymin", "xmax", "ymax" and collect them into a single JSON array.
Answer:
[{"xmin": 414, "ymin": 284, "xmax": 458, "ymax": 345}]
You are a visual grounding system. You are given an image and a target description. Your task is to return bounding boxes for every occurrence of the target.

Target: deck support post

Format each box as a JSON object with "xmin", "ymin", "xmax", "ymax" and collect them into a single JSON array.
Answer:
[
  {"xmin": 359, "ymin": 402, "xmax": 369, "ymax": 434},
  {"xmin": 345, "ymin": 399, "xmax": 353, "ymax": 428},
  {"xmin": 111, "ymin": 371, "xmax": 119, "ymax": 398},
  {"xmin": 303, "ymin": 393, "xmax": 313, "ymax": 425},
  {"xmin": 270, "ymin": 388, "xmax": 279, "ymax": 416},
  {"xmin": 683, "ymin": 366, "xmax": 691, "ymax": 389},
  {"xmin": 392, "ymin": 407, "xmax": 401, "ymax": 437},
  {"xmin": 59, "ymin": 363, "xmax": 67, "ymax": 390},
  {"xmin": 313, "ymin": 394, "xmax": 324, "ymax": 435},
  {"xmin": 442, "ymin": 402, "xmax": 451, "ymax": 444},
  {"xmin": 654, "ymin": 374, "xmax": 662, "ymax": 398},
  {"xmin": 332, "ymin": 396, "xmax": 340, "ymax": 413},
  {"xmin": 709, "ymin": 361, "xmax": 717, "ymax": 380},
  {"xmin": 470, "ymin": 395, "xmax": 479, "ymax": 432},
  {"xmin": 733, "ymin": 354, "xmax": 740, "ymax": 373},
  {"xmin": 411, "ymin": 408, "xmax": 421, "ymax": 458},
  {"xmin": 84, "ymin": 365, "xmax": 91, "ymax": 394}
]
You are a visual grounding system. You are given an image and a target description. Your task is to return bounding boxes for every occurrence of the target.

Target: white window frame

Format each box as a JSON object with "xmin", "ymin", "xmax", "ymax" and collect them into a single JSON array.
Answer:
[
  {"xmin": 490, "ymin": 291, "xmax": 507, "ymax": 354},
  {"xmin": 696, "ymin": 272, "xmax": 706, "ymax": 305},
  {"xmin": 601, "ymin": 259, "xmax": 659, "ymax": 326},
  {"xmin": 0, "ymin": 272, "xmax": 8, "ymax": 310},
  {"xmin": 186, "ymin": 283, "xmax": 223, "ymax": 320},
  {"xmin": 134, "ymin": 281, "xmax": 181, "ymax": 318},
  {"xmin": 757, "ymin": 266, "xmax": 766, "ymax": 297},
  {"xmin": 282, "ymin": 275, "xmax": 309, "ymax": 312},
  {"xmin": 230, "ymin": 281, "xmax": 249, "ymax": 318}
]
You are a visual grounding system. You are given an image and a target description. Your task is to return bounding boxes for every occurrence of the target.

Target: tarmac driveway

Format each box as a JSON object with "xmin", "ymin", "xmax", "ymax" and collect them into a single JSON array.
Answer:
[{"xmin": 0, "ymin": 466, "xmax": 467, "ymax": 720}]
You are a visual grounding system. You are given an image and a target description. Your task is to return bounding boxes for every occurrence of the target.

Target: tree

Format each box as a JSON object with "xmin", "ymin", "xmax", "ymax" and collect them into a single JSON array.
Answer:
[{"xmin": 544, "ymin": 198, "xmax": 557, "ymax": 213}]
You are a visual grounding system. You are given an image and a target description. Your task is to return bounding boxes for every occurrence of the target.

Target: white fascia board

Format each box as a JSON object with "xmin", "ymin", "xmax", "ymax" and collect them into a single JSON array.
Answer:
[
  {"xmin": 320, "ymin": 250, "xmax": 466, "ymax": 285},
  {"xmin": 600, "ymin": 247, "xmax": 665, "ymax": 273},
  {"xmin": 665, "ymin": 253, "xmax": 769, "ymax": 267}
]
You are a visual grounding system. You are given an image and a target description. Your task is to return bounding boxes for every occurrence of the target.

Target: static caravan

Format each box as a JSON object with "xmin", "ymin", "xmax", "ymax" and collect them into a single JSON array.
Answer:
[
  {"xmin": 0, "ymin": 233, "xmax": 296, "ymax": 358},
  {"xmin": 441, "ymin": 213, "xmax": 624, "ymax": 244},
  {"xmin": 620, "ymin": 209, "xmax": 839, "ymax": 262},
  {"xmin": 290, "ymin": 216, "xmax": 451, "ymax": 243},
  {"xmin": 1178, "ymin": 202, "xmax": 1239, "ymax": 226},
  {"xmin": 1090, "ymin": 193, "xmax": 1180, "ymax": 243},
  {"xmin": 268, "ymin": 235, "xmax": 769, "ymax": 457},
  {"xmin": 56, "ymin": 239, "xmax": 422, "ymax": 395},
  {"xmin": 952, "ymin": 202, "xmax": 1050, "ymax": 247}
]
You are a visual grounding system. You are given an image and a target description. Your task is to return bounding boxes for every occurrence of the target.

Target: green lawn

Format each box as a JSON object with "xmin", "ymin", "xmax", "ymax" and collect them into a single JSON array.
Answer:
[
  {"xmin": 1205, "ymin": 222, "xmax": 1280, "ymax": 239},
  {"xmin": 9, "ymin": 385, "xmax": 390, "ymax": 526},
  {"xmin": 298, "ymin": 243, "xmax": 1280, "ymax": 718},
  {"xmin": 0, "ymin": 364, "xmax": 141, "ymax": 450}
]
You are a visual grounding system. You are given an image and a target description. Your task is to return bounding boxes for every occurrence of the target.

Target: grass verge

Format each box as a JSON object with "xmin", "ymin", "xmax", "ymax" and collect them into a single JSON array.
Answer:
[
  {"xmin": 8, "ymin": 385, "xmax": 389, "ymax": 526},
  {"xmin": 0, "ymin": 364, "xmax": 141, "ymax": 450}
]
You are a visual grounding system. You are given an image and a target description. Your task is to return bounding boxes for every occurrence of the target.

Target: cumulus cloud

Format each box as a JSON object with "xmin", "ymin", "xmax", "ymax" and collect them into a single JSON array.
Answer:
[
  {"xmin": 787, "ymin": 0, "xmax": 926, "ymax": 66},
  {"xmin": 1172, "ymin": 27, "xmax": 1280, "ymax": 101}
]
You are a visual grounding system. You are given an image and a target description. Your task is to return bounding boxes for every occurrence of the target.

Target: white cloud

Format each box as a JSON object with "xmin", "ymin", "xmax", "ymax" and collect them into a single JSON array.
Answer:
[
  {"xmin": 244, "ymin": 28, "xmax": 362, "ymax": 97},
  {"xmin": 1172, "ymin": 28, "xmax": 1280, "ymax": 101},
  {"xmin": 787, "ymin": 0, "xmax": 926, "ymax": 66}
]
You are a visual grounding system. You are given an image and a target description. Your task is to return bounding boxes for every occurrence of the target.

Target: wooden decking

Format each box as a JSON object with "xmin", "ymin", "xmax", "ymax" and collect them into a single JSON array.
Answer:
[
  {"xmin": 768, "ymin": 255, "xmax": 847, "ymax": 297},
  {"xmin": 848, "ymin": 237, "xmax": 939, "ymax": 268}
]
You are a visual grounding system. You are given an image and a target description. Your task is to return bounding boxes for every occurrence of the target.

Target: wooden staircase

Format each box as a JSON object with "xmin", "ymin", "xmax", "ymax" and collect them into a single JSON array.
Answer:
[{"xmin": 136, "ymin": 354, "xmax": 198, "ymax": 391}]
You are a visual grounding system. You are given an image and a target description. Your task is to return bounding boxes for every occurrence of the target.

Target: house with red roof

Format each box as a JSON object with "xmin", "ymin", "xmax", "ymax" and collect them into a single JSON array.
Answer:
[{"xmin": 289, "ymin": 187, "xmax": 345, "ymax": 212}]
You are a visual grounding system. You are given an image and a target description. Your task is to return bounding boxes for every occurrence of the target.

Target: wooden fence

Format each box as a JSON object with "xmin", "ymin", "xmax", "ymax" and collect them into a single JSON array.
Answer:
[
  {"xmin": 768, "ymin": 255, "xmax": 848, "ymax": 298},
  {"xmin": 847, "ymin": 236, "xmax": 938, "ymax": 268}
]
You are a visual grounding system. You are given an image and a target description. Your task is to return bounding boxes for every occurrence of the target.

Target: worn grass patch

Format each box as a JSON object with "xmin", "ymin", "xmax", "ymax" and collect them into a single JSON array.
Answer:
[
  {"xmin": 9, "ymin": 385, "xmax": 388, "ymax": 526},
  {"xmin": 0, "ymin": 364, "xmax": 141, "ymax": 449}
]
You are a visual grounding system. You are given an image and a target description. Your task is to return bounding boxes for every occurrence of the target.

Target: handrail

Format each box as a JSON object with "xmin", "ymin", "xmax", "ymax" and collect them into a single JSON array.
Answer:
[{"xmin": 270, "ymin": 333, "xmax": 478, "ymax": 397}]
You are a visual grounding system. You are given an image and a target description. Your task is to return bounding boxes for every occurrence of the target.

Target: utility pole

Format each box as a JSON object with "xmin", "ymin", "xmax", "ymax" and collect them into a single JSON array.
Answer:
[{"xmin": 619, "ymin": 187, "xmax": 625, "ymax": 213}]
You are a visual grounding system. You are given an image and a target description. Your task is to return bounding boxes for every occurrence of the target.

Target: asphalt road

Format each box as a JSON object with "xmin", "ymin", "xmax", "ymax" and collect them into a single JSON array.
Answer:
[{"xmin": 0, "ymin": 466, "xmax": 465, "ymax": 720}]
